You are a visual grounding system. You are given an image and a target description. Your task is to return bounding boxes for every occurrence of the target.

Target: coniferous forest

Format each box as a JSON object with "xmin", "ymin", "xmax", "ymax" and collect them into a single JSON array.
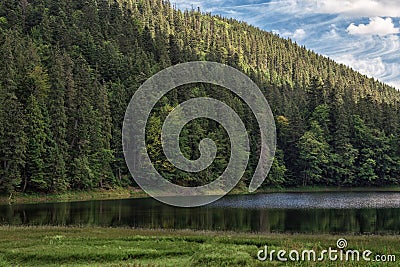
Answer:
[{"xmin": 0, "ymin": 0, "xmax": 400, "ymax": 195}]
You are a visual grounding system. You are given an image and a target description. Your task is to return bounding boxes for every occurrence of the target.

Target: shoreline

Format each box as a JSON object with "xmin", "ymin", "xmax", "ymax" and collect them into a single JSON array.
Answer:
[
  {"xmin": 1, "ymin": 185, "xmax": 400, "ymax": 205},
  {"xmin": 0, "ymin": 187, "xmax": 148, "ymax": 205}
]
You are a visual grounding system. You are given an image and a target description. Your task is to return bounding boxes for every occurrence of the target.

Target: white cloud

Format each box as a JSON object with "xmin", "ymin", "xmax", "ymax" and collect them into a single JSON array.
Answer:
[
  {"xmin": 387, "ymin": 80, "xmax": 400, "ymax": 89},
  {"xmin": 174, "ymin": 0, "xmax": 400, "ymax": 18},
  {"xmin": 265, "ymin": 0, "xmax": 400, "ymax": 17},
  {"xmin": 277, "ymin": 28, "xmax": 307, "ymax": 40},
  {"xmin": 318, "ymin": 33, "xmax": 400, "ymax": 89},
  {"xmin": 320, "ymin": 24, "xmax": 340, "ymax": 39},
  {"xmin": 293, "ymin": 29, "xmax": 306, "ymax": 40},
  {"xmin": 315, "ymin": 0, "xmax": 400, "ymax": 17},
  {"xmin": 335, "ymin": 54, "xmax": 386, "ymax": 78},
  {"xmin": 334, "ymin": 54, "xmax": 400, "ymax": 89},
  {"xmin": 347, "ymin": 17, "xmax": 400, "ymax": 36}
]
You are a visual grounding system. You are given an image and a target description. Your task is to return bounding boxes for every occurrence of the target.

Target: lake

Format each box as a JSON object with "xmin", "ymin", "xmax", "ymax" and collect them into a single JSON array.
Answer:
[{"xmin": 1, "ymin": 192, "xmax": 400, "ymax": 234}]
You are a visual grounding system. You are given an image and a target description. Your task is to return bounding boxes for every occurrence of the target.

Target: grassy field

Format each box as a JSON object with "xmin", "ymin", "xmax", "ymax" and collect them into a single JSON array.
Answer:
[{"xmin": 0, "ymin": 226, "xmax": 398, "ymax": 266}]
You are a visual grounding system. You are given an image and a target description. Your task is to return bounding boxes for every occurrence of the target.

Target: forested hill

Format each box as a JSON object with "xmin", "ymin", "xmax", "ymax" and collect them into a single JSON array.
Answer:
[{"xmin": 0, "ymin": 0, "xmax": 399, "ymax": 194}]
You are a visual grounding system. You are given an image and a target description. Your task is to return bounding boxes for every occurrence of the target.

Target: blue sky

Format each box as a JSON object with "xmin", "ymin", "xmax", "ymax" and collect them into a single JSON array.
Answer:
[{"xmin": 174, "ymin": 0, "xmax": 400, "ymax": 89}]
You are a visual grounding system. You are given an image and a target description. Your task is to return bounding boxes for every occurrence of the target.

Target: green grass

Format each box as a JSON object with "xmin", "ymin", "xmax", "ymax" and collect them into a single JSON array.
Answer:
[
  {"xmin": 0, "ymin": 226, "xmax": 398, "ymax": 266},
  {"xmin": 0, "ymin": 187, "xmax": 148, "ymax": 205}
]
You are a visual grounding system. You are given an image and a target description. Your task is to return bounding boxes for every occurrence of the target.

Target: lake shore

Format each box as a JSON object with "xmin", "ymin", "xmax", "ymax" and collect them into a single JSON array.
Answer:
[
  {"xmin": 0, "ymin": 226, "xmax": 398, "ymax": 266},
  {"xmin": 0, "ymin": 187, "xmax": 147, "ymax": 205},
  {"xmin": 1, "ymin": 185, "xmax": 400, "ymax": 205}
]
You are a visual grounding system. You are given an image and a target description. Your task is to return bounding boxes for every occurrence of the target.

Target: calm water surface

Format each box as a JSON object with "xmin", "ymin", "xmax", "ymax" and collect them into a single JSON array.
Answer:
[{"xmin": 1, "ymin": 192, "xmax": 400, "ymax": 234}]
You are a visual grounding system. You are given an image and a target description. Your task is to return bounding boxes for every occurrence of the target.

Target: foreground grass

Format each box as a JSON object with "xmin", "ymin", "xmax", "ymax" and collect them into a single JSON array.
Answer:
[{"xmin": 0, "ymin": 226, "xmax": 398, "ymax": 266}]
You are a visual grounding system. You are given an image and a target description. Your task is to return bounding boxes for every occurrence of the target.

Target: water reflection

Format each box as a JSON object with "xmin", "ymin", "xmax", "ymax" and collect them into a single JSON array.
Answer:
[
  {"xmin": 209, "ymin": 192, "xmax": 400, "ymax": 209},
  {"xmin": 1, "ymin": 193, "xmax": 400, "ymax": 234}
]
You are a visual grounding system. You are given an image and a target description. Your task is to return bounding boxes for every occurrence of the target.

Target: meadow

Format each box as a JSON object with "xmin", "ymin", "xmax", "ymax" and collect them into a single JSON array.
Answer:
[{"xmin": 0, "ymin": 226, "xmax": 398, "ymax": 266}]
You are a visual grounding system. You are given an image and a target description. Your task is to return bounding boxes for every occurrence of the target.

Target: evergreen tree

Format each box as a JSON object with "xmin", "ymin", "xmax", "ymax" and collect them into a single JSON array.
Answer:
[
  {"xmin": 298, "ymin": 121, "xmax": 330, "ymax": 186},
  {"xmin": 47, "ymin": 51, "xmax": 68, "ymax": 191},
  {"xmin": 0, "ymin": 92, "xmax": 26, "ymax": 194},
  {"xmin": 24, "ymin": 94, "xmax": 50, "ymax": 192}
]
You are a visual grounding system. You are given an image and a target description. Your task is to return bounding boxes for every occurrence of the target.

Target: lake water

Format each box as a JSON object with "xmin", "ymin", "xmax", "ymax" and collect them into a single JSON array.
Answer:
[{"xmin": 1, "ymin": 192, "xmax": 400, "ymax": 234}]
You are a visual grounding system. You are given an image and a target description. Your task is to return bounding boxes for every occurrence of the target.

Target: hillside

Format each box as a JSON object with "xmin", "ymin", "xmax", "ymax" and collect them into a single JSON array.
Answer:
[{"xmin": 0, "ymin": 0, "xmax": 399, "ymax": 194}]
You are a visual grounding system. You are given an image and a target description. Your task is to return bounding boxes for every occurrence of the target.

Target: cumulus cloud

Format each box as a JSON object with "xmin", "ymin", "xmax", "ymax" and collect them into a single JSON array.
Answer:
[
  {"xmin": 279, "ymin": 28, "xmax": 308, "ymax": 40},
  {"xmin": 292, "ymin": 29, "xmax": 307, "ymax": 40},
  {"xmin": 347, "ymin": 17, "xmax": 400, "ymax": 36}
]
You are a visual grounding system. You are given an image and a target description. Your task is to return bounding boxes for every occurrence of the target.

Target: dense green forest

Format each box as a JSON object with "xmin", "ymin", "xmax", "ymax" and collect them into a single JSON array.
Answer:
[{"xmin": 0, "ymin": 0, "xmax": 399, "ymax": 194}]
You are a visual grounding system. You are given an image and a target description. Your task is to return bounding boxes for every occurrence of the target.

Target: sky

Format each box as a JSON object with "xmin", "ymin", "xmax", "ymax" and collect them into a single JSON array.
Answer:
[{"xmin": 173, "ymin": 0, "xmax": 400, "ymax": 89}]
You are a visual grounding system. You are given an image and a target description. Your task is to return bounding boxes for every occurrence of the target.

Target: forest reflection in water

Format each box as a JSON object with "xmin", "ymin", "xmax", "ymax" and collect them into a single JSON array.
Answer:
[{"xmin": 1, "ymin": 192, "xmax": 400, "ymax": 234}]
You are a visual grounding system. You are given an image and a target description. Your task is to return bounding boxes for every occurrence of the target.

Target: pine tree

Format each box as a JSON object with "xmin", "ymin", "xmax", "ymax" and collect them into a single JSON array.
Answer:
[
  {"xmin": 24, "ymin": 94, "xmax": 48, "ymax": 192},
  {"xmin": 89, "ymin": 82, "xmax": 115, "ymax": 188},
  {"xmin": 0, "ymin": 91, "xmax": 27, "ymax": 194},
  {"xmin": 47, "ymin": 50, "xmax": 68, "ymax": 192}
]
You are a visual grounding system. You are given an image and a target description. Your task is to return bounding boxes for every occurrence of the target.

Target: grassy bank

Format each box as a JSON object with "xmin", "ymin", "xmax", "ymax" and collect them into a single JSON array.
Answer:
[
  {"xmin": 0, "ymin": 226, "xmax": 398, "ymax": 266},
  {"xmin": 0, "ymin": 187, "xmax": 148, "ymax": 205},
  {"xmin": 2, "ymin": 185, "xmax": 400, "ymax": 205}
]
